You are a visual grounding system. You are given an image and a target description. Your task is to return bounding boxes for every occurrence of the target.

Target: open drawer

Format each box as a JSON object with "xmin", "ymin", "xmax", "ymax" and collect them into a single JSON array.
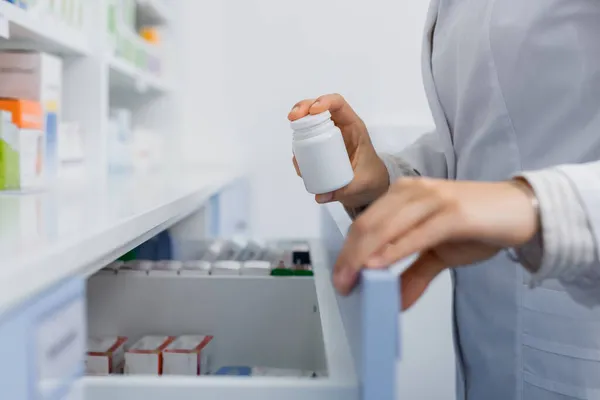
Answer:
[{"xmin": 82, "ymin": 205, "xmax": 407, "ymax": 400}]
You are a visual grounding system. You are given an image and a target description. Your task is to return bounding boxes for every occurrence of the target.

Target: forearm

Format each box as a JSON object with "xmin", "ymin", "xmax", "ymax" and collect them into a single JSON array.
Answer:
[{"xmin": 346, "ymin": 131, "xmax": 448, "ymax": 219}]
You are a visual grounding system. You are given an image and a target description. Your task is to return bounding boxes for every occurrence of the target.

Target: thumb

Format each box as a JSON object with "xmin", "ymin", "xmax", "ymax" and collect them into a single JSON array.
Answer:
[
  {"xmin": 400, "ymin": 252, "xmax": 446, "ymax": 311},
  {"xmin": 315, "ymin": 184, "xmax": 353, "ymax": 204}
]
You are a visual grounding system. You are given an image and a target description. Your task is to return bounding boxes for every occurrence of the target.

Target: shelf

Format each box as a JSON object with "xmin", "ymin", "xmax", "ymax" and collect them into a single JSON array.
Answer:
[
  {"xmin": 109, "ymin": 56, "xmax": 171, "ymax": 95},
  {"xmin": 0, "ymin": 2, "xmax": 91, "ymax": 56},
  {"xmin": 136, "ymin": 0, "xmax": 172, "ymax": 26},
  {"xmin": 0, "ymin": 167, "xmax": 242, "ymax": 317}
]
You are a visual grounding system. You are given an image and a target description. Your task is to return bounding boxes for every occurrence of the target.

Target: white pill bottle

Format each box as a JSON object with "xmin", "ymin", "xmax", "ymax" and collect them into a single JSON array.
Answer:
[{"xmin": 291, "ymin": 111, "xmax": 354, "ymax": 194}]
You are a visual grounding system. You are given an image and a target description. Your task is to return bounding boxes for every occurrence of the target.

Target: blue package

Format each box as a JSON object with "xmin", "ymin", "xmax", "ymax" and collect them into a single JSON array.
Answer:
[
  {"xmin": 215, "ymin": 366, "xmax": 252, "ymax": 376},
  {"xmin": 45, "ymin": 111, "xmax": 58, "ymax": 180},
  {"xmin": 133, "ymin": 231, "xmax": 173, "ymax": 261},
  {"xmin": 156, "ymin": 230, "xmax": 173, "ymax": 260}
]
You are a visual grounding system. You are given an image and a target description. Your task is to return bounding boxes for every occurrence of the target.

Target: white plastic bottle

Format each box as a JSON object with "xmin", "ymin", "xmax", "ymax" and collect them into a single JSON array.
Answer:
[{"xmin": 291, "ymin": 111, "xmax": 354, "ymax": 194}]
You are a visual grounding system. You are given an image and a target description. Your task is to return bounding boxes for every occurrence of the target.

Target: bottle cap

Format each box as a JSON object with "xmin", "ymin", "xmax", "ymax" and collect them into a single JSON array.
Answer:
[{"xmin": 290, "ymin": 110, "xmax": 332, "ymax": 131}]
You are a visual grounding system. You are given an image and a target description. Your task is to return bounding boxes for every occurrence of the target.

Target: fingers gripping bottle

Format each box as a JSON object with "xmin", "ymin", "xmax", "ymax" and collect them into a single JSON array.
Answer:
[{"xmin": 291, "ymin": 111, "xmax": 354, "ymax": 195}]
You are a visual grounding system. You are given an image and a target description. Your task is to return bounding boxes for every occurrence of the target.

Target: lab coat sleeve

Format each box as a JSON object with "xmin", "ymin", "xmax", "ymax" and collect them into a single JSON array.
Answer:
[
  {"xmin": 516, "ymin": 161, "xmax": 600, "ymax": 286},
  {"xmin": 346, "ymin": 131, "xmax": 448, "ymax": 218},
  {"xmin": 380, "ymin": 130, "xmax": 449, "ymax": 182}
]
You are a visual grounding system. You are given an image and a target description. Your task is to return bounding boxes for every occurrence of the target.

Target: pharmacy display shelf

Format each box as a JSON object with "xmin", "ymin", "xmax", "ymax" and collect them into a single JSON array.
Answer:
[
  {"xmin": 0, "ymin": 1, "xmax": 91, "ymax": 56},
  {"xmin": 109, "ymin": 55, "xmax": 171, "ymax": 95},
  {"xmin": 136, "ymin": 0, "xmax": 172, "ymax": 26},
  {"xmin": 0, "ymin": 167, "xmax": 241, "ymax": 318}
]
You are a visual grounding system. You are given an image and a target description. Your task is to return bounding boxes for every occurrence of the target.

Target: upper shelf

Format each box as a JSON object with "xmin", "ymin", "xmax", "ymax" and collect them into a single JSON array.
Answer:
[
  {"xmin": 0, "ymin": 1, "xmax": 91, "ymax": 56},
  {"xmin": 109, "ymin": 55, "xmax": 171, "ymax": 95},
  {"xmin": 136, "ymin": 0, "xmax": 172, "ymax": 26},
  {"xmin": 0, "ymin": 167, "xmax": 241, "ymax": 317}
]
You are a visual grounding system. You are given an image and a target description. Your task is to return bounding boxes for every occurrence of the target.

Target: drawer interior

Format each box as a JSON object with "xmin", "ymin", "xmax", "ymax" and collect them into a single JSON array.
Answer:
[{"xmin": 86, "ymin": 274, "xmax": 326, "ymax": 373}]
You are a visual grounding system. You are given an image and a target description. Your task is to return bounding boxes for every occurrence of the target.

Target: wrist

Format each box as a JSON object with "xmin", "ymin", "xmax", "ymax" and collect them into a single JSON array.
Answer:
[{"xmin": 509, "ymin": 178, "xmax": 541, "ymax": 243}]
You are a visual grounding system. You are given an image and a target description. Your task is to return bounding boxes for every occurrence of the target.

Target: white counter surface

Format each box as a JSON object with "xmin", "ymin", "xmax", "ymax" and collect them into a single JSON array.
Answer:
[{"xmin": 0, "ymin": 168, "xmax": 241, "ymax": 316}]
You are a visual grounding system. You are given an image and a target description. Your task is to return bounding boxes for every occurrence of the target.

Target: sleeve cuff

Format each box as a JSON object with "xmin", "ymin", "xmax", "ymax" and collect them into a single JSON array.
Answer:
[
  {"xmin": 345, "ymin": 154, "xmax": 419, "ymax": 219},
  {"xmin": 379, "ymin": 153, "xmax": 420, "ymax": 183},
  {"xmin": 515, "ymin": 168, "xmax": 596, "ymax": 285}
]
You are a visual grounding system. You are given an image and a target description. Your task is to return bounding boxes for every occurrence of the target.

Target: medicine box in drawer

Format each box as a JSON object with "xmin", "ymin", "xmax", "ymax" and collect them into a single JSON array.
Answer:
[{"xmin": 83, "ymin": 210, "xmax": 407, "ymax": 400}]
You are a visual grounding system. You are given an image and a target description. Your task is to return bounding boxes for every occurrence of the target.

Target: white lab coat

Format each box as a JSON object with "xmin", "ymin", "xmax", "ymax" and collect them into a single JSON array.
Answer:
[{"xmin": 384, "ymin": 0, "xmax": 600, "ymax": 399}]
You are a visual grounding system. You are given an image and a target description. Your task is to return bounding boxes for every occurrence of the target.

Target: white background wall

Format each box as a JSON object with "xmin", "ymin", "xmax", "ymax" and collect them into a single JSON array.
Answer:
[
  {"xmin": 179, "ymin": 0, "xmax": 433, "ymax": 238},
  {"xmin": 179, "ymin": 1, "xmax": 455, "ymax": 399}
]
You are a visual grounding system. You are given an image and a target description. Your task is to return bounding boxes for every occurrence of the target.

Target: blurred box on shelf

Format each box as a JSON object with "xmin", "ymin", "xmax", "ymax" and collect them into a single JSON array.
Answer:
[
  {"xmin": 125, "ymin": 336, "xmax": 175, "ymax": 375},
  {"xmin": 86, "ymin": 337, "xmax": 129, "ymax": 376},
  {"xmin": 215, "ymin": 366, "xmax": 252, "ymax": 376},
  {"xmin": 15, "ymin": 0, "xmax": 86, "ymax": 29},
  {"xmin": 149, "ymin": 260, "xmax": 182, "ymax": 276},
  {"xmin": 107, "ymin": 108, "xmax": 134, "ymax": 174},
  {"xmin": 120, "ymin": 260, "xmax": 153, "ymax": 275},
  {"xmin": 0, "ymin": 51, "xmax": 62, "ymax": 182},
  {"xmin": 212, "ymin": 260, "xmax": 241, "ymax": 276},
  {"xmin": 119, "ymin": 0, "xmax": 136, "ymax": 30},
  {"xmin": 140, "ymin": 26, "xmax": 160, "ymax": 44},
  {"xmin": 163, "ymin": 335, "xmax": 215, "ymax": 376},
  {"xmin": 58, "ymin": 121, "xmax": 84, "ymax": 166},
  {"xmin": 133, "ymin": 128, "xmax": 165, "ymax": 174},
  {"xmin": 241, "ymin": 261, "xmax": 272, "ymax": 277},
  {"xmin": 99, "ymin": 261, "xmax": 123, "ymax": 275},
  {"xmin": 180, "ymin": 261, "xmax": 211, "ymax": 276},
  {"xmin": 215, "ymin": 366, "xmax": 317, "ymax": 377},
  {"xmin": 252, "ymin": 367, "xmax": 317, "ymax": 377},
  {"xmin": 0, "ymin": 100, "xmax": 45, "ymax": 191}
]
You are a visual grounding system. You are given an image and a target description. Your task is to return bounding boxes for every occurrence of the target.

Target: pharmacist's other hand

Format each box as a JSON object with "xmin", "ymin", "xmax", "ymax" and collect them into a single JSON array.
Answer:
[
  {"xmin": 333, "ymin": 178, "xmax": 539, "ymax": 307},
  {"xmin": 288, "ymin": 94, "xmax": 389, "ymax": 209}
]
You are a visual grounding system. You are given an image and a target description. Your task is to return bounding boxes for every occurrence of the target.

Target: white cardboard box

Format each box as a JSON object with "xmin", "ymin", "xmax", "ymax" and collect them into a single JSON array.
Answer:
[
  {"xmin": 241, "ymin": 261, "xmax": 272, "ymax": 277},
  {"xmin": 0, "ymin": 51, "xmax": 62, "ymax": 179},
  {"xmin": 86, "ymin": 337, "xmax": 128, "ymax": 375},
  {"xmin": 212, "ymin": 261, "xmax": 241, "ymax": 276},
  {"xmin": 125, "ymin": 336, "xmax": 175, "ymax": 375},
  {"xmin": 0, "ymin": 51, "xmax": 62, "ymax": 104},
  {"xmin": 163, "ymin": 335, "xmax": 215, "ymax": 376}
]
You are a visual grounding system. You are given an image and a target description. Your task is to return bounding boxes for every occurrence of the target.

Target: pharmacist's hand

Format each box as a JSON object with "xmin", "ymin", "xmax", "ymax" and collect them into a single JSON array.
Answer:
[
  {"xmin": 288, "ymin": 94, "xmax": 389, "ymax": 208},
  {"xmin": 333, "ymin": 178, "xmax": 539, "ymax": 308}
]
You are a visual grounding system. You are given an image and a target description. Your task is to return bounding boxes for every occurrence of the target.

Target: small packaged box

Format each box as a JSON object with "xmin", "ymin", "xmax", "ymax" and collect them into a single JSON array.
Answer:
[
  {"xmin": 180, "ymin": 261, "xmax": 212, "ymax": 276},
  {"xmin": 237, "ymin": 239, "xmax": 266, "ymax": 262},
  {"xmin": 215, "ymin": 366, "xmax": 252, "ymax": 376},
  {"xmin": 86, "ymin": 337, "xmax": 128, "ymax": 375},
  {"xmin": 120, "ymin": 260, "xmax": 153, "ymax": 275},
  {"xmin": 99, "ymin": 261, "xmax": 123, "ymax": 275},
  {"xmin": 125, "ymin": 336, "xmax": 176, "ymax": 375},
  {"xmin": 241, "ymin": 261, "xmax": 272, "ymax": 277},
  {"xmin": 291, "ymin": 243, "xmax": 312, "ymax": 266},
  {"xmin": 214, "ymin": 366, "xmax": 317, "ymax": 378},
  {"xmin": 200, "ymin": 239, "xmax": 228, "ymax": 262},
  {"xmin": 212, "ymin": 261, "xmax": 241, "ymax": 276},
  {"xmin": 0, "ymin": 100, "xmax": 45, "ymax": 191},
  {"xmin": 215, "ymin": 238, "xmax": 247, "ymax": 261},
  {"xmin": 251, "ymin": 367, "xmax": 312, "ymax": 377},
  {"xmin": 150, "ymin": 260, "xmax": 182, "ymax": 276},
  {"xmin": 0, "ymin": 51, "xmax": 63, "ymax": 181},
  {"xmin": 163, "ymin": 335, "xmax": 215, "ymax": 376}
]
